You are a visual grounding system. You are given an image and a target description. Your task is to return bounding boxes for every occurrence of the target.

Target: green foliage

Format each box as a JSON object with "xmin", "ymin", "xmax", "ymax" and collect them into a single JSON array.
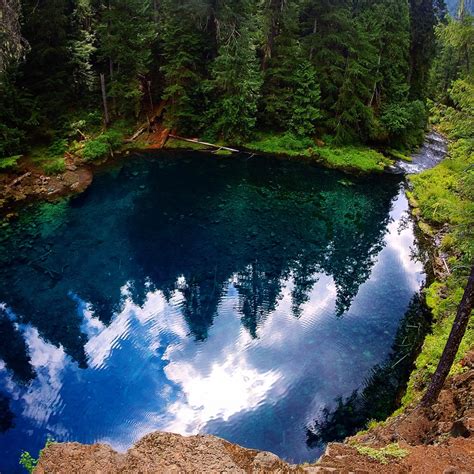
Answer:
[
  {"xmin": 207, "ymin": 1, "xmax": 263, "ymax": 143},
  {"xmin": 97, "ymin": 0, "xmax": 156, "ymax": 118},
  {"xmin": 288, "ymin": 62, "xmax": 321, "ymax": 137},
  {"xmin": 43, "ymin": 158, "xmax": 66, "ymax": 175},
  {"xmin": 354, "ymin": 443, "xmax": 408, "ymax": 464},
  {"xmin": 0, "ymin": 0, "xmax": 442, "ymax": 155},
  {"xmin": 0, "ymin": 155, "xmax": 22, "ymax": 170},
  {"xmin": 19, "ymin": 451, "xmax": 37, "ymax": 474},
  {"xmin": 316, "ymin": 146, "xmax": 392, "ymax": 172},
  {"xmin": 159, "ymin": 0, "xmax": 210, "ymax": 134},
  {"xmin": 245, "ymin": 133, "xmax": 315, "ymax": 157},
  {"xmin": 48, "ymin": 139, "xmax": 68, "ymax": 157},
  {"xmin": 245, "ymin": 133, "xmax": 392, "ymax": 173},
  {"xmin": 19, "ymin": 436, "xmax": 55, "ymax": 473},
  {"xmin": 82, "ymin": 130, "xmax": 123, "ymax": 161},
  {"xmin": 403, "ymin": 30, "xmax": 474, "ymax": 406}
]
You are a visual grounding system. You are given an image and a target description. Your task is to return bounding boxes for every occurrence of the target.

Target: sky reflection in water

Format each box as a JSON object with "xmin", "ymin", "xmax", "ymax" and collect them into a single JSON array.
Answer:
[{"xmin": 0, "ymin": 153, "xmax": 424, "ymax": 470}]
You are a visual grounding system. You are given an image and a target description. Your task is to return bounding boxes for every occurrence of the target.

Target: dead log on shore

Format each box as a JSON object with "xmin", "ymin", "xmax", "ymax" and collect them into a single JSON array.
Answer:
[
  {"xmin": 7, "ymin": 172, "xmax": 31, "ymax": 188},
  {"xmin": 168, "ymin": 134, "xmax": 239, "ymax": 153}
]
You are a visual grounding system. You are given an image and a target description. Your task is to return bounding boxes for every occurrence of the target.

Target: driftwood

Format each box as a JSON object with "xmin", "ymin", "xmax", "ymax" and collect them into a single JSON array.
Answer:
[
  {"xmin": 129, "ymin": 125, "xmax": 148, "ymax": 141},
  {"xmin": 168, "ymin": 134, "xmax": 239, "ymax": 153},
  {"xmin": 441, "ymin": 256, "xmax": 451, "ymax": 275},
  {"xmin": 7, "ymin": 171, "xmax": 31, "ymax": 188}
]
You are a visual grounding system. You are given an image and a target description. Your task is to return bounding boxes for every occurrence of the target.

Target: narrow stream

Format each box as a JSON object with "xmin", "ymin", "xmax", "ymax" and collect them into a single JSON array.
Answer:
[{"xmin": 390, "ymin": 130, "xmax": 448, "ymax": 174}]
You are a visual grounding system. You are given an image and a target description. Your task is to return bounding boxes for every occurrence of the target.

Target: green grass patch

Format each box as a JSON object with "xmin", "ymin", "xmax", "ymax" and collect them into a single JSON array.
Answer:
[
  {"xmin": 245, "ymin": 133, "xmax": 314, "ymax": 157},
  {"xmin": 245, "ymin": 133, "xmax": 392, "ymax": 172},
  {"xmin": 316, "ymin": 145, "xmax": 392, "ymax": 172},
  {"xmin": 354, "ymin": 443, "xmax": 408, "ymax": 464},
  {"xmin": 400, "ymin": 97, "xmax": 474, "ymax": 408},
  {"xmin": 29, "ymin": 146, "xmax": 68, "ymax": 175}
]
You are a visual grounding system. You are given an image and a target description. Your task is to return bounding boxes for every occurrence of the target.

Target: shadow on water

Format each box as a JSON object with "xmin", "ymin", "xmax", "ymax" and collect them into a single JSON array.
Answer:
[
  {"xmin": 306, "ymin": 294, "xmax": 431, "ymax": 448},
  {"xmin": 0, "ymin": 151, "xmax": 426, "ymax": 469}
]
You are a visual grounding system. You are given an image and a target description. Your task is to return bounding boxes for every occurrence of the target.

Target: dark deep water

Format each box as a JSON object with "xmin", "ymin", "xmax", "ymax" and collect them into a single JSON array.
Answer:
[{"xmin": 0, "ymin": 152, "xmax": 426, "ymax": 471}]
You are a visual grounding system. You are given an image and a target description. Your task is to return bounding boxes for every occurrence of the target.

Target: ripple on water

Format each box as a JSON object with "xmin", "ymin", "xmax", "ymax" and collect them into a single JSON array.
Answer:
[{"xmin": 0, "ymin": 152, "xmax": 426, "ymax": 470}]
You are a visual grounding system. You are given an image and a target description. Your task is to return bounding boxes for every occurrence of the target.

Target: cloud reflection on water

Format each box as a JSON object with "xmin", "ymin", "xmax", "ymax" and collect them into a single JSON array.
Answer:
[{"xmin": 0, "ymin": 156, "xmax": 425, "ymax": 469}]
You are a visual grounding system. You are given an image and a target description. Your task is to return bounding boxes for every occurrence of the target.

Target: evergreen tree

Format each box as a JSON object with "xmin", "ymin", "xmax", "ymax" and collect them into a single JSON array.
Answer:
[
  {"xmin": 302, "ymin": 0, "xmax": 354, "ymax": 121},
  {"xmin": 69, "ymin": 0, "xmax": 97, "ymax": 101},
  {"xmin": 259, "ymin": 0, "xmax": 321, "ymax": 136},
  {"xmin": 409, "ymin": 0, "xmax": 439, "ymax": 99},
  {"xmin": 19, "ymin": 0, "xmax": 73, "ymax": 129},
  {"xmin": 332, "ymin": 6, "xmax": 378, "ymax": 143},
  {"xmin": 289, "ymin": 61, "xmax": 321, "ymax": 137},
  {"xmin": 97, "ymin": 0, "xmax": 156, "ymax": 118},
  {"xmin": 159, "ymin": 0, "xmax": 211, "ymax": 134},
  {"xmin": 206, "ymin": 0, "xmax": 262, "ymax": 142}
]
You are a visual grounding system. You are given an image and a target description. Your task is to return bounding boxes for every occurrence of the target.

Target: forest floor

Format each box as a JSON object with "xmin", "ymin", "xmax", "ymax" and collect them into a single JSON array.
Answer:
[{"xmin": 36, "ymin": 351, "xmax": 474, "ymax": 473}]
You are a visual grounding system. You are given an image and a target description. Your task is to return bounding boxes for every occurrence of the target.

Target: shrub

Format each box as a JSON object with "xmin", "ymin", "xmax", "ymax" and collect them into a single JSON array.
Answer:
[
  {"xmin": 246, "ymin": 133, "xmax": 314, "ymax": 156},
  {"xmin": 48, "ymin": 139, "xmax": 68, "ymax": 157},
  {"xmin": 82, "ymin": 139, "xmax": 109, "ymax": 161},
  {"xmin": 0, "ymin": 155, "xmax": 21, "ymax": 170},
  {"xmin": 43, "ymin": 158, "xmax": 66, "ymax": 175},
  {"xmin": 81, "ymin": 130, "xmax": 123, "ymax": 161}
]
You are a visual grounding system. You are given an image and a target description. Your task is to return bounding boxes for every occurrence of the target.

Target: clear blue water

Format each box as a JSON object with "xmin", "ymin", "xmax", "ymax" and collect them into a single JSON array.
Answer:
[{"xmin": 0, "ymin": 152, "xmax": 425, "ymax": 471}]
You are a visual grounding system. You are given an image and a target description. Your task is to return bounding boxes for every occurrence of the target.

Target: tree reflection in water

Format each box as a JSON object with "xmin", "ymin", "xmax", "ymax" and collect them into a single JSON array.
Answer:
[{"xmin": 0, "ymin": 151, "xmax": 425, "ymax": 467}]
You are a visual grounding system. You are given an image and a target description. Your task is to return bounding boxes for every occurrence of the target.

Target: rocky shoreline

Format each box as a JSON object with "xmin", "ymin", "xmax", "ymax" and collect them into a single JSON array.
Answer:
[{"xmin": 0, "ymin": 154, "xmax": 93, "ymax": 218}]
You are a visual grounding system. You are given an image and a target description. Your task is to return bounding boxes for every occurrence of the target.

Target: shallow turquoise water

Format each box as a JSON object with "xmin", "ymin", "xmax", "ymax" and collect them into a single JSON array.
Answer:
[{"xmin": 0, "ymin": 152, "xmax": 425, "ymax": 470}]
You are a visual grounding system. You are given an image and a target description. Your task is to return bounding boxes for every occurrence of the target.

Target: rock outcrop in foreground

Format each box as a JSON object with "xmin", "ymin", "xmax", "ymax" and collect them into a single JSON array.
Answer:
[
  {"xmin": 37, "ymin": 354, "xmax": 474, "ymax": 473},
  {"xmin": 36, "ymin": 431, "xmax": 296, "ymax": 473}
]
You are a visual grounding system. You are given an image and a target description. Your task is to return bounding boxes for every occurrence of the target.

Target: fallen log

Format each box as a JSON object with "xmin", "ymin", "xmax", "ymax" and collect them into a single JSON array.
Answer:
[
  {"xmin": 168, "ymin": 134, "xmax": 239, "ymax": 153},
  {"xmin": 7, "ymin": 172, "xmax": 31, "ymax": 188},
  {"xmin": 129, "ymin": 124, "xmax": 148, "ymax": 142},
  {"xmin": 128, "ymin": 101, "xmax": 168, "ymax": 142}
]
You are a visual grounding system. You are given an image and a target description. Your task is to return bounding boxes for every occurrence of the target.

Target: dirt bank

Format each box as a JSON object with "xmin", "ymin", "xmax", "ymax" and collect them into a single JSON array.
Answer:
[{"xmin": 37, "ymin": 353, "xmax": 474, "ymax": 473}]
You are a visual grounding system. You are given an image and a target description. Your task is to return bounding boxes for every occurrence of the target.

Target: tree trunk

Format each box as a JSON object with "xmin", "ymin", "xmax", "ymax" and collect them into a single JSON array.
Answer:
[
  {"xmin": 100, "ymin": 73, "xmax": 110, "ymax": 127},
  {"xmin": 421, "ymin": 263, "xmax": 474, "ymax": 406},
  {"xmin": 309, "ymin": 16, "xmax": 317, "ymax": 61}
]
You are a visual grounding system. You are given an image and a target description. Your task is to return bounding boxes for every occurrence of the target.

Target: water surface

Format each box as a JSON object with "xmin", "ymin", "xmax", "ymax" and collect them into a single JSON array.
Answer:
[
  {"xmin": 0, "ymin": 152, "xmax": 425, "ymax": 470},
  {"xmin": 391, "ymin": 131, "xmax": 447, "ymax": 174}
]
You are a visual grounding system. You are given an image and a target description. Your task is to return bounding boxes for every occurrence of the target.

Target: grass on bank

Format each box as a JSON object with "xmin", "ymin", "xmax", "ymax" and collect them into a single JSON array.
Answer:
[
  {"xmin": 353, "ymin": 443, "xmax": 408, "ymax": 464},
  {"xmin": 245, "ymin": 133, "xmax": 392, "ymax": 172},
  {"xmin": 398, "ymin": 98, "xmax": 473, "ymax": 408}
]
